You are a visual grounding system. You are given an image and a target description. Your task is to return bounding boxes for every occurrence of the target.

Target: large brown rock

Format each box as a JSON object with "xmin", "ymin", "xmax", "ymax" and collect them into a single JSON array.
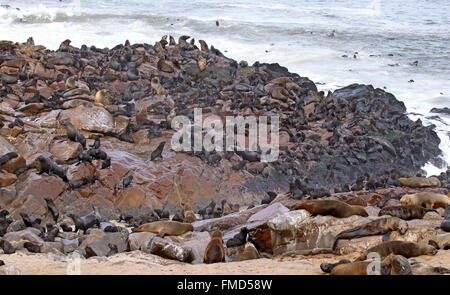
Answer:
[
  {"xmin": 50, "ymin": 140, "xmax": 82, "ymax": 162},
  {"xmin": 146, "ymin": 237, "xmax": 193, "ymax": 262},
  {"xmin": 192, "ymin": 205, "xmax": 267, "ymax": 232},
  {"xmin": 59, "ymin": 105, "xmax": 116, "ymax": 134}
]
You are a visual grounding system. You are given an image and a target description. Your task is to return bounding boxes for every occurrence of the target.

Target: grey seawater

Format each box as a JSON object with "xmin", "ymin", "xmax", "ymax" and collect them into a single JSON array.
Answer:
[{"xmin": 0, "ymin": 0, "xmax": 449, "ymax": 173}]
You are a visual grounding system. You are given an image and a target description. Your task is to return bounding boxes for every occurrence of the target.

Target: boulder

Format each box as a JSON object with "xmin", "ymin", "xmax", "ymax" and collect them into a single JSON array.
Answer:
[
  {"xmin": 166, "ymin": 231, "xmax": 211, "ymax": 264},
  {"xmin": 192, "ymin": 205, "xmax": 267, "ymax": 232},
  {"xmin": 50, "ymin": 141, "xmax": 83, "ymax": 162},
  {"xmin": 146, "ymin": 237, "xmax": 193, "ymax": 262},
  {"xmin": 247, "ymin": 203, "xmax": 289, "ymax": 223},
  {"xmin": 78, "ymin": 229, "xmax": 127, "ymax": 258},
  {"xmin": 127, "ymin": 232, "xmax": 157, "ymax": 251}
]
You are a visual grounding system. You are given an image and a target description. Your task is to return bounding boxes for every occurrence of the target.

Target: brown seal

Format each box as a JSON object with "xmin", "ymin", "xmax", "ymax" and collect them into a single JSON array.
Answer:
[
  {"xmin": 33, "ymin": 155, "xmax": 68, "ymax": 182},
  {"xmin": 378, "ymin": 204, "xmax": 436, "ymax": 220},
  {"xmin": 204, "ymin": 230, "xmax": 225, "ymax": 264},
  {"xmin": 294, "ymin": 199, "xmax": 368, "ymax": 218},
  {"xmin": 360, "ymin": 241, "xmax": 438, "ymax": 260},
  {"xmin": 329, "ymin": 254, "xmax": 408, "ymax": 275},
  {"xmin": 400, "ymin": 192, "xmax": 450, "ymax": 209},
  {"xmin": 94, "ymin": 89, "xmax": 109, "ymax": 106},
  {"xmin": 150, "ymin": 77, "xmax": 168, "ymax": 96},
  {"xmin": 332, "ymin": 217, "xmax": 408, "ymax": 250},
  {"xmin": 134, "ymin": 220, "xmax": 193, "ymax": 236},
  {"xmin": 233, "ymin": 242, "xmax": 260, "ymax": 262},
  {"xmin": 398, "ymin": 176, "xmax": 441, "ymax": 188}
]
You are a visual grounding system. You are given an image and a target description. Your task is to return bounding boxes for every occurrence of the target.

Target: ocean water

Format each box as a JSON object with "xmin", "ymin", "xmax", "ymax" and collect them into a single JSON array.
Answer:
[{"xmin": 0, "ymin": 0, "xmax": 449, "ymax": 174}]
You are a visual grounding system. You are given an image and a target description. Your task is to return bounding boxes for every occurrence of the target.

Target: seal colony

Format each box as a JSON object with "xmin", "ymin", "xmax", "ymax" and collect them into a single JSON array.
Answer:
[{"xmin": 0, "ymin": 36, "xmax": 448, "ymax": 274}]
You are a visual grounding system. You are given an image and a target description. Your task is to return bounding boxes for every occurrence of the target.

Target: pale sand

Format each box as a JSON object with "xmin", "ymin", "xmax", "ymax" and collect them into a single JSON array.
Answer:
[{"xmin": 1, "ymin": 249, "xmax": 449, "ymax": 275}]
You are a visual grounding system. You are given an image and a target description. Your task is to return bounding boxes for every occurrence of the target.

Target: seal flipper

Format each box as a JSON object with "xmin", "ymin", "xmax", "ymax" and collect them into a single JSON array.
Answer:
[{"xmin": 382, "ymin": 231, "xmax": 391, "ymax": 242}]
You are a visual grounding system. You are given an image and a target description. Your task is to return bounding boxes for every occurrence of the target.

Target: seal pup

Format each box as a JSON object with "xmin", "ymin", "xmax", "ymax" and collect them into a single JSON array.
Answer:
[
  {"xmin": 94, "ymin": 89, "xmax": 109, "ymax": 107},
  {"xmin": 0, "ymin": 239, "xmax": 15, "ymax": 254},
  {"xmin": 360, "ymin": 241, "xmax": 438, "ymax": 260},
  {"xmin": 400, "ymin": 192, "xmax": 450, "ymax": 209},
  {"xmin": 23, "ymin": 242, "xmax": 41, "ymax": 253},
  {"xmin": 60, "ymin": 120, "xmax": 86, "ymax": 149},
  {"xmin": 151, "ymin": 77, "xmax": 168, "ymax": 96},
  {"xmin": 294, "ymin": 199, "xmax": 368, "ymax": 218},
  {"xmin": 0, "ymin": 152, "xmax": 18, "ymax": 171},
  {"xmin": 332, "ymin": 217, "xmax": 408, "ymax": 250},
  {"xmin": 67, "ymin": 213, "xmax": 100, "ymax": 233},
  {"xmin": 157, "ymin": 56, "xmax": 174, "ymax": 73},
  {"xmin": 134, "ymin": 220, "xmax": 193, "ymax": 236},
  {"xmin": 233, "ymin": 242, "xmax": 260, "ymax": 262},
  {"xmin": 378, "ymin": 204, "xmax": 436, "ymax": 220},
  {"xmin": 204, "ymin": 230, "xmax": 225, "ymax": 264},
  {"xmin": 44, "ymin": 197, "xmax": 59, "ymax": 223},
  {"xmin": 150, "ymin": 141, "xmax": 165, "ymax": 161},
  {"xmin": 90, "ymin": 136, "xmax": 101, "ymax": 149},
  {"xmin": 43, "ymin": 223, "xmax": 59, "ymax": 242},
  {"xmin": 226, "ymin": 227, "xmax": 247, "ymax": 248}
]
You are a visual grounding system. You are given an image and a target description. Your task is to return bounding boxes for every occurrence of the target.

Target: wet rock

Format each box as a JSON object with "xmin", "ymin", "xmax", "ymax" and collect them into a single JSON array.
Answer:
[
  {"xmin": 61, "ymin": 239, "xmax": 79, "ymax": 254},
  {"xmin": 127, "ymin": 232, "xmax": 157, "ymax": 251},
  {"xmin": 146, "ymin": 236, "xmax": 193, "ymax": 262},
  {"xmin": 50, "ymin": 141, "xmax": 83, "ymax": 162},
  {"xmin": 166, "ymin": 231, "xmax": 211, "ymax": 264},
  {"xmin": 247, "ymin": 203, "xmax": 289, "ymax": 223},
  {"xmin": 192, "ymin": 205, "xmax": 267, "ymax": 232},
  {"xmin": 78, "ymin": 229, "xmax": 127, "ymax": 258}
]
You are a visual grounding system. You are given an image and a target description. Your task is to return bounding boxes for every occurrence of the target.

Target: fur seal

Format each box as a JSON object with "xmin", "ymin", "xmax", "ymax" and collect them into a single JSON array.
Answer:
[
  {"xmin": 204, "ymin": 230, "xmax": 225, "ymax": 264},
  {"xmin": 378, "ymin": 204, "xmax": 436, "ymax": 220},
  {"xmin": 320, "ymin": 259, "xmax": 351, "ymax": 273},
  {"xmin": 157, "ymin": 56, "xmax": 174, "ymax": 73},
  {"xmin": 119, "ymin": 213, "xmax": 134, "ymax": 223},
  {"xmin": 360, "ymin": 241, "xmax": 438, "ymax": 260},
  {"xmin": 44, "ymin": 197, "xmax": 59, "ymax": 223},
  {"xmin": 43, "ymin": 223, "xmax": 59, "ymax": 242},
  {"xmin": 330, "ymin": 257, "xmax": 395, "ymax": 275},
  {"xmin": 67, "ymin": 213, "xmax": 100, "ymax": 232},
  {"xmin": 24, "ymin": 242, "xmax": 41, "ymax": 253},
  {"xmin": 150, "ymin": 141, "xmax": 165, "ymax": 161},
  {"xmin": 121, "ymin": 175, "xmax": 133, "ymax": 188},
  {"xmin": 332, "ymin": 217, "xmax": 408, "ymax": 250},
  {"xmin": 134, "ymin": 220, "xmax": 193, "ymax": 236},
  {"xmin": 233, "ymin": 242, "xmax": 260, "ymax": 261},
  {"xmin": 60, "ymin": 120, "xmax": 86, "ymax": 149},
  {"xmin": 441, "ymin": 220, "xmax": 450, "ymax": 232},
  {"xmin": 0, "ymin": 239, "xmax": 15, "ymax": 254},
  {"xmin": 0, "ymin": 152, "xmax": 18, "ymax": 171},
  {"xmin": 399, "ymin": 176, "xmax": 441, "ymax": 188},
  {"xmin": 151, "ymin": 77, "xmax": 168, "ymax": 96},
  {"xmin": 94, "ymin": 89, "xmax": 109, "ymax": 106},
  {"xmin": 294, "ymin": 199, "xmax": 368, "ymax": 218},
  {"xmin": 226, "ymin": 227, "xmax": 247, "ymax": 248},
  {"xmin": 400, "ymin": 192, "xmax": 450, "ymax": 209}
]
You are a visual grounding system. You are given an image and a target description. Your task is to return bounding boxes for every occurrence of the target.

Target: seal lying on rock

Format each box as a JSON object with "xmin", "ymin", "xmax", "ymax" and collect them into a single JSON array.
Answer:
[
  {"xmin": 398, "ymin": 176, "xmax": 441, "ymax": 188},
  {"xmin": 134, "ymin": 220, "xmax": 193, "ymax": 236},
  {"xmin": 34, "ymin": 155, "xmax": 68, "ymax": 182},
  {"xmin": 360, "ymin": 241, "xmax": 438, "ymax": 260},
  {"xmin": 294, "ymin": 199, "xmax": 368, "ymax": 218},
  {"xmin": 204, "ymin": 230, "xmax": 225, "ymax": 264},
  {"xmin": 332, "ymin": 217, "xmax": 408, "ymax": 250},
  {"xmin": 67, "ymin": 213, "xmax": 100, "ymax": 232},
  {"xmin": 400, "ymin": 192, "xmax": 450, "ymax": 209},
  {"xmin": 378, "ymin": 205, "xmax": 436, "ymax": 220}
]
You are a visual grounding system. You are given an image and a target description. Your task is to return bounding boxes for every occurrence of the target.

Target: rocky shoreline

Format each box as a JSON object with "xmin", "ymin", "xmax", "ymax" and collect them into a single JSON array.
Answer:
[{"xmin": 0, "ymin": 36, "xmax": 449, "ymax": 274}]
